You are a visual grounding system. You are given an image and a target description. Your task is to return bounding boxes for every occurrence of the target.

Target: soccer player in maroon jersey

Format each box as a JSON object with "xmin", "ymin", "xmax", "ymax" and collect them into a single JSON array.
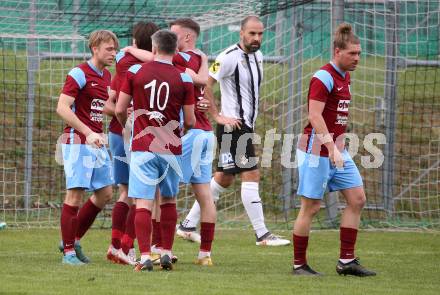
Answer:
[
  {"xmin": 56, "ymin": 30, "xmax": 118, "ymax": 265},
  {"xmin": 169, "ymin": 18, "xmax": 217, "ymax": 266},
  {"xmin": 103, "ymin": 21, "xmax": 159, "ymax": 266},
  {"xmin": 292, "ymin": 23, "xmax": 376, "ymax": 276},
  {"xmin": 115, "ymin": 29, "xmax": 195, "ymax": 272}
]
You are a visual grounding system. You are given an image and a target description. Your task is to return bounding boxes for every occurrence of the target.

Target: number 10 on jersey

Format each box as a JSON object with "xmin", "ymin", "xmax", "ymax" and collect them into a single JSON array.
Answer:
[{"xmin": 144, "ymin": 79, "xmax": 169, "ymax": 111}]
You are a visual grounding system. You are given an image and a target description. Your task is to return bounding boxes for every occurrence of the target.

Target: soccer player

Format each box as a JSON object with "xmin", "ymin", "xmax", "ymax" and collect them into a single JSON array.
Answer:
[
  {"xmin": 56, "ymin": 30, "xmax": 118, "ymax": 265},
  {"xmin": 178, "ymin": 16, "xmax": 290, "ymax": 247},
  {"xmin": 292, "ymin": 23, "xmax": 376, "ymax": 276},
  {"xmin": 170, "ymin": 18, "xmax": 216, "ymax": 265},
  {"xmin": 115, "ymin": 29, "xmax": 195, "ymax": 272},
  {"xmin": 103, "ymin": 21, "xmax": 159, "ymax": 266}
]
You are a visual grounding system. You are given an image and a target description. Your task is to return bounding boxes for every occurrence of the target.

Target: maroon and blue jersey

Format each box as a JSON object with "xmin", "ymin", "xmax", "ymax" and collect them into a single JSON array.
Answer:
[
  {"xmin": 62, "ymin": 61, "xmax": 111, "ymax": 144},
  {"xmin": 299, "ymin": 62, "xmax": 352, "ymax": 157},
  {"xmin": 109, "ymin": 51, "xmax": 143, "ymax": 135},
  {"xmin": 120, "ymin": 60, "xmax": 195, "ymax": 155},
  {"xmin": 173, "ymin": 51, "xmax": 212, "ymax": 131}
]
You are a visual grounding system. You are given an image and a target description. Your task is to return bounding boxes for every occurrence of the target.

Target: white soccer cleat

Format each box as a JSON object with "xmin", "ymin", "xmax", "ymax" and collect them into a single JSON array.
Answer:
[
  {"xmin": 176, "ymin": 224, "xmax": 201, "ymax": 244},
  {"xmin": 117, "ymin": 248, "xmax": 137, "ymax": 266},
  {"xmin": 256, "ymin": 232, "xmax": 290, "ymax": 246}
]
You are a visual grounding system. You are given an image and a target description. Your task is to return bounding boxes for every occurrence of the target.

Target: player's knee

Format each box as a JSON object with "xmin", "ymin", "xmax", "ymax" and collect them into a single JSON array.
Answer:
[
  {"xmin": 303, "ymin": 201, "xmax": 321, "ymax": 217},
  {"xmin": 349, "ymin": 193, "xmax": 366, "ymax": 211}
]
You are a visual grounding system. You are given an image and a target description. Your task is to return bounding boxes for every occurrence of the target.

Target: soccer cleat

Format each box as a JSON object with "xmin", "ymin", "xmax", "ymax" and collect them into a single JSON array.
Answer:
[
  {"xmin": 62, "ymin": 253, "xmax": 85, "ymax": 266},
  {"xmin": 256, "ymin": 232, "xmax": 290, "ymax": 246},
  {"xmin": 160, "ymin": 254, "xmax": 173, "ymax": 271},
  {"xmin": 58, "ymin": 241, "xmax": 90, "ymax": 263},
  {"xmin": 134, "ymin": 259, "xmax": 153, "ymax": 272},
  {"xmin": 117, "ymin": 248, "xmax": 136, "ymax": 266},
  {"xmin": 106, "ymin": 245, "xmax": 119, "ymax": 264},
  {"xmin": 336, "ymin": 258, "xmax": 376, "ymax": 277},
  {"xmin": 292, "ymin": 264, "xmax": 322, "ymax": 276},
  {"xmin": 195, "ymin": 256, "xmax": 213, "ymax": 266},
  {"xmin": 176, "ymin": 223, "xmax": 201, "ymax": 244}
]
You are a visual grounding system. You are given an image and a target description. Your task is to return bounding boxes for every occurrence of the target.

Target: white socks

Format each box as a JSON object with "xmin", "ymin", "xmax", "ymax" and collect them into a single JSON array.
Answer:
[
  {"xmin": 198, "ymin": 251, "xmax": 211, "ymax": 259},
  {"xmin": 241, "ymin": 182, "xmax": 268, "ymax": 238},
  {"xmin": 182, "ymin": 178, "xmax": 226, "ymax": 228}
]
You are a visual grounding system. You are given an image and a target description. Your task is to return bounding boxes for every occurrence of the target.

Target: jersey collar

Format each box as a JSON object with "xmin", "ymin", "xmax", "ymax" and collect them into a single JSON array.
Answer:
[
  {"xmin": 330, "ymin": 61, "xmax": 346, "ymax": 78},
  {"xmin": 154, "ymin": 59, "xmax": 173, "ymax": 65},
  {"xmin": 87, "ymin": 60, "xmax": 104, "ymax": 77}
]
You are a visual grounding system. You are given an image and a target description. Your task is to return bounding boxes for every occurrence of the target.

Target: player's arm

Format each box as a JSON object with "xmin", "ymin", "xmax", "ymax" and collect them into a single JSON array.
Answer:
[
  {"xmin": 206, "ymin": 76, "xmax": 241, "ymax": 129},
  {"xmin": 122, "ymin": 46, "xmax": 154, "ymax": 62},
  {"xmin": 103, "ymin": 89, "xmax": 117, "ymax": 116},
  {"xmin": 182, "ymin": 104, "xmax": 196, "ymax": 131},
  {"xmin": 56, "ymin": 94, "xmax": 104, "ymax": 147},
  {"xmin": 308, "ymin": 72, "xmax": 344, "ymax": 168},
  {"xmin": 115, "ymin": 91, "xmax": 131, "ymax": 127},
  {"xmin": 185, "ymin": 53, "xmax": 208, "ymax": 86}
]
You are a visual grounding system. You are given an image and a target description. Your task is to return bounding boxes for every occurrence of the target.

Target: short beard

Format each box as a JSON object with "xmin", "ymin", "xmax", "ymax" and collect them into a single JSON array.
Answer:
[{"xmin": 245, "ymin": 43, "xmax": 260, "ymax": 53}]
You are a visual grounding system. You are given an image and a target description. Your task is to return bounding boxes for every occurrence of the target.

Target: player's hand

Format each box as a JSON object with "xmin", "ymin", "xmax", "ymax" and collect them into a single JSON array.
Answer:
[
  {"xmin": 86, "ymin": 132, "xmax": 106, "ymax": 149},
  {"xmin": 329, "ymin": 148, "xmax": 344, "ymax": 169},
  {"xmin": 185, "ymin": 68, "xmax": 197, "ymax": 81},
  {"xmin": 214, "ymin": 114, "xmax": 242, "ymax": 130},
  {"xmin": 196, "ymin": 98, "xmax": 210, "ymax": 112},
  {"xmin": 127, "ymin": 107, "xmax": 133, "ymax": 117}
]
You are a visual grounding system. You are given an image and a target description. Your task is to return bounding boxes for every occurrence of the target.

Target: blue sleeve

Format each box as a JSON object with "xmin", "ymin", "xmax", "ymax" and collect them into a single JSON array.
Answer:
[
  {"xmin": 178, "ymin": 52, "xmax": 191, "ymax": 62},
  {"xmin": 312, "ymin": 70, "xmax": 333, "ymax": 93},
  {"xmin": 180, "ymin": 72, "xmax": 193, "ymax": 83},
  {"xmin": 128, "ymin": 64, "xmax": 142, "ymax": 74},
  {"xmin": 67, "ymin": 67, "xmax": 86, "ymax": 89},
  {"xmin": 115, "ymin": 51, "xmax": 125, "ymax": 63}
]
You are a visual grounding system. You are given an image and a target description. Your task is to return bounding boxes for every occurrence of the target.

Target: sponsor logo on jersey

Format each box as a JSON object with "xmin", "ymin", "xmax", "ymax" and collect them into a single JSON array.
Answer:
[
  {"xmin": 91, "ymin": 98, "xmax": 105, "ymax": 111},
  {"xmin": 335, "ymin": 114, "xmax": 348, "ymax": 125},
  {"xmin": 337, "ymin": 100, "xmax": 350, "ymax": 112},
  {"xmin": 210, "ymin": 61, "xmax": 220, "ymax": 74},
  {"xmin": 146, "ymin": 111, "xmax": 166, "ymax": 124}
]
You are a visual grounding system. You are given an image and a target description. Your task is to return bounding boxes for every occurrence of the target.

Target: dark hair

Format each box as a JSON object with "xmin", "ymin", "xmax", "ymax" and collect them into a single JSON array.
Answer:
[
  {"xmin": 169, "ymin": 18, "xmax": 200, "ymax": 36},
  {"xmin": 132, "ymin": 21, "xmax": 159, "ymax": 51},
  {"xmin": 240, "ymin": 15, "xmax": 262, "ymax": 29},
  {"xmin": 151, "ymin": 29, "xmax": 178, "ymax": 55},
  {"xmin": 333, "ymin": 23, "xmax": 360, "ymax": 50}
]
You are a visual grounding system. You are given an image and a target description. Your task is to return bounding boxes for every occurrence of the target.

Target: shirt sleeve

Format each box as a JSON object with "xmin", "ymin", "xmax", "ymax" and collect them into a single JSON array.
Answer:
[
  {"xmin": 180, "ymin": 72, "xmax": 195, "ymax": 105},
  {"xmin": 308, "ymin": 70, "xmax": 333, "ymax": 103},
  {"xmin": 120, "ymin": 64, "xmax": 141, "ymax": 96},
  {"xmin": 209, "ymin": 52, "xmax": 234, "ymax": 81},
  {"xmin": 120, "ymin": 72, "xmax": 133, "ymax": 96},
  {"xmin": 61, "ymin": 67, "xmax": 86, "ymax": 99}
]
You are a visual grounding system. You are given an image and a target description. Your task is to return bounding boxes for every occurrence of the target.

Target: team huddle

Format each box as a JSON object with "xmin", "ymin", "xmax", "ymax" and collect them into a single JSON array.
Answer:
[{"xmin": 56, "ymin": 15, "xmax": 376, "ymax": 276}]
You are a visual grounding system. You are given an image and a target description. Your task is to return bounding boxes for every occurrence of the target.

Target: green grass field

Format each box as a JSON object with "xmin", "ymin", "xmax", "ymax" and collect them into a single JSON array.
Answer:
[{"xmin": 0, "ymin": 228, "xmax": 439, "ymax": 295}]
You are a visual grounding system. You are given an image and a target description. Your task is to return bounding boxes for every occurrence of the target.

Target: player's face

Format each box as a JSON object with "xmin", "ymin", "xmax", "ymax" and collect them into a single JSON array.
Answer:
[
  {"xmin": 92, "ymin": 40, "xmax": 117, "ymax": 67},
  {"xmin": 335, "ymin": 42, "xmax": 361, "ymax": 71},
  {"xmin": 170, "ymin": 25, "xmax": 189, "ymax": 51},
  {"xmin": 240, "ymin": 20, "xmax": 264, "ymax": 53}
]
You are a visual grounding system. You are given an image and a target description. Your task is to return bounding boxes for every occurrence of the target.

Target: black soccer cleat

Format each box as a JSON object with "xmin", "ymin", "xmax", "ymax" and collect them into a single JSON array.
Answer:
[
  {"xmin": 292, "ymin": 264, "xmax": 323, "ymax": 276},
  {"xmin": 336, "ymin": 258, "xmax": 376, "ymax": 277},
  {"xmin": 160, "ymin": 254, "xmax": 173, "ymax": 271}
]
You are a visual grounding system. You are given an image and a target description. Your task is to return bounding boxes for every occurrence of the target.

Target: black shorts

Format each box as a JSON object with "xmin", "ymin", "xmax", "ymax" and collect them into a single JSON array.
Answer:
[{"xmin": 216, "ymin": 124, "xmax": 258, "ymax": 174}]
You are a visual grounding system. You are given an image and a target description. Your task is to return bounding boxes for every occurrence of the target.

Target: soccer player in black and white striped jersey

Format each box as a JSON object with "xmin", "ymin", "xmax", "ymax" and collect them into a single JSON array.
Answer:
[{"xmin": 177, "ymin": 16, "xmax": 290, "ymax": 247}]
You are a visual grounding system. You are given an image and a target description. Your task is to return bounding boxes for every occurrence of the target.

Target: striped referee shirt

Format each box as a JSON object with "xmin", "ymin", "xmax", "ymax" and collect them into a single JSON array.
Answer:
[{"xmin": 209, "ymin": 44, "xmax": 263, "ymax": 129}]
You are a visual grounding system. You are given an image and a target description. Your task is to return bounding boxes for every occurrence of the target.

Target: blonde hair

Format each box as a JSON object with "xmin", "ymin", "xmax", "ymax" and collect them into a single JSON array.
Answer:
[
  {"xmin": 88, "ymin": 30, "xmax": 119, "ymax": 54},
  {"xmin": 333, "ymin": 23, "xmax": 360, "ymax": 50}
]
